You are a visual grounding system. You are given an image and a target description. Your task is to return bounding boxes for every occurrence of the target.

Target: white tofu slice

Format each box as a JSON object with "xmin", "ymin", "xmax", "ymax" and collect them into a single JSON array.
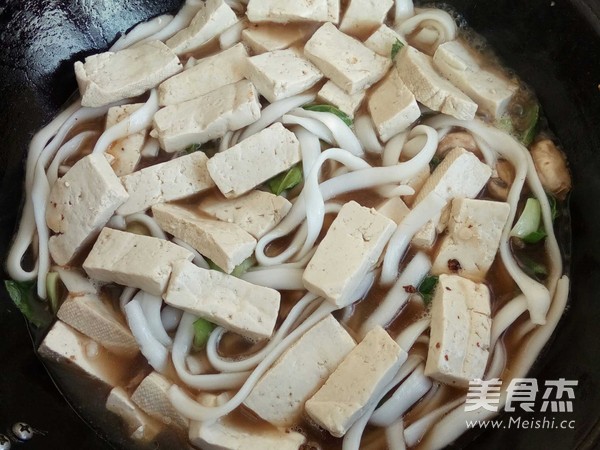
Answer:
[
  {"xmin": 433, "ymin": 40, "xmax": 517, "ymax": 119},
  {"xmin": 245, "ymin": 49, "xmax": 323, "ymax": 103},
  {"xmin": 207, "ymin": 122, "xmax": 301, "ymax": 198},
  {"xmin": 305, "ymin": 23, "xmax": 390, "ymax": 95},
  {"xmin": 306, "ymin": 326, "xmax": 407, "ymax": 437},
  {"xmin": 376, "ymin": 196, "xmax": 411, "ymax": 225},
  {"xmin": 106, "ymin": 387, "xmax": 161, "ymax": 442},
  {"xmin": 246, "ymin": 0, "xmax": 339, "ymax": 24},
  {"xmin": 242, "ymin": 23, "xmax": 316, "ymax": 54},
  {"xmin": 38, "ymin": 321, "xmax": 129, "ymax": 387},
  {"xmin": 106, "ymin": 103, "xmax": 147, "ymax": 176},
  {"xmin": 74, "ymin": 40, "xmax": 182, "ymax": 107},
  {"xmin": 368, "ymin": 68, "xmax": 420, "ymax": 142},
  {"xmin": 131, "ymin": 371, "xmax": 189, "ymax": 429},
  {"xmin": 411, "ymin": 147, "xmax": 492, "ymax": 249},
  {"xmin": 117, "ymin": 151, "xmax": 214, "ymax": 216},
  {"xmin": 83, "ymin": 228, "xmax": 193, "ymax": 296},
  {"xmin": 425, "ymin": 274, "xmax": 491, "ymax": 387},
  {"xmin": 317, "ymin": 81, "xmax": 365, "ymax": 118},
  {"xmin": 166, "ymin": 0, "xmax": 238, "ymax": 55},
  {"xmin": 244, "ymin": 315, "xmax": 356, "ymax": 426},
  {"xmin": 164, "ymin": 260, "xmax": 280, "ymax": 340},
  {"xmin": 303, "ymin": 201, "xmax": 396, "ymax": 307},
  {"xmin": 432, "ymin": 198, "xmax": 510, "ymax": 279},
  {"xmin": 152, "ymin": 79, "xmax": 261, "ymax": 153},
  {"xmin": 152, "ymin": 203, "xmax": 256, "ymax": 274},
  {"xmin": 364, "ymin": 24, "xmax": 406, "ymax": 58},
  {"xmin": 396, "ymin": 46, "xmax": 478, "ymax": 120},
  {"xmin": 190, "ymin": 417, "xmax": 306, "ymax": 450},
  {"xmin": 46, "ymin": 154, "xmax": 129, "ymax": 265},
  {"xmin": 339, "ymin": 0, "xmax": 394, "ymax": 38},
  {"xmin": 57, "ymin": 293, "xmax": 138, "ymax": 358},
  {"xmin": 158, "ymin": 43, "xmax": 247, "ymax": 106},
  {"xmin": 198, "ymin": 190, "xmax": 292, "ymax": 239},
  {"xmin": 54, "ymin": 267, "xmax": 99, "ymax": 295}
]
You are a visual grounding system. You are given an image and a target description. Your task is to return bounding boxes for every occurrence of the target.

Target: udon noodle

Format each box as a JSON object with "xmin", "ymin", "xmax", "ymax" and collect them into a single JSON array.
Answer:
[{"xmin": 5, "ymin": 0, "xmax": 572, "ymax": 448}]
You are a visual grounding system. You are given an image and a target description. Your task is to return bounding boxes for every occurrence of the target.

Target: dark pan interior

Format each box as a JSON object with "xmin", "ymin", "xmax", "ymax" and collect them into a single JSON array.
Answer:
[{"xmin": 1, "ymin": 0, "xmax": 600, "ymax": 448}]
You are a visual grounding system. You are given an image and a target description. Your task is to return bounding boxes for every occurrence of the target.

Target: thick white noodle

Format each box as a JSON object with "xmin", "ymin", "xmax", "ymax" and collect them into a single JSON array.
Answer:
[
  {"xmin": 369, "ymin": 364, "xmax": 433, "ymax": 427},
  {"xmin": 381, "ymin": 191, "xmax": 447, "ymax": 285},
  {"xmin": 92, "ymin": 89, "xmax": 158, "ymax": 155},
  {"xmin": 206, "ymin": 293, "xmax": 320, "ymax": 373},
  {"xmin": 219, "ymin": 19, "xmax": 247, "ymax": 49},
  {"xmin": 161, "ymin": 306, "xmax": 184, "ymax": 332},
  {"xmin": 224, "ymin": 0, "xmax": 245, "ymax": 13},
  {"xmin": 485, "ymin": 341, "xmax": 507, "ymax": 380},
  {"xmin": 394, "ymin": 0, "xmax": 415, "ymax": 23},
  {"xmin": 403, "ymin": 395, "xmax": 465, "ymax": 447},
  {"xmin": 124, "ymin": 297, "xmax": 168, "ymax": 373},
  {"xmin": 294, "ymin": 125, "xmax": 322, "ymax": 181},
  {"xmin": 125, "ymin": 213, "xmax": 167, "ymax": 240},
  {"xmin": 490, "ymin": 294, "xmax": 528, "ymax": 347},
  {"xmin": 110, "ymin": 14, "xmax": 174, "ymax": 51},
  {"xmin": 140, "ymin": 137, "xmax": 160, "ymax": 158},
  {"xmin": 385, "ymin": 419, "xmax": 407, "ymax": 450},
  {"xmin": 138, "ymin": 0, "xmax": 205, "ymax": 45},
  {"xmin": 106, "ymin": 215, "xmax": 126, "ymax": 230},
  {"xmin": 172, "ymin": 313, "xmax": 250, "ymax": 390},
  {"xmin": 241, "ymin": 267, "xmax": 305, "ymax": 290},
  {"xmin": 171, "ymin": 238, "xmax": 209, "ymax": 269},
  {"xmin": 383, "ymin": 132, "xmax": 409, "ymax": 166},
  {"xmin": 354, "ymin": 114, "xmax": 383, "ymax": 154},
  {"xmin": 119, "ymin": 286, "xmax": 138, "ymax": 311},
  {"xmin": 239, "ymin": 93, "xmax": 315, "ymax": 141},
  {"xmin": 140, "ymin": 292, "xmax": 173, "ymax": 347},
  {"xmin": 282, "ymin": 114, "xmax": 334, "ymax": 144},
  {"xmin": 425, "ymin": 116, "xmax": 561, "ymax": 324},
  {"xmin": 168, "ymin": 302, "xmax": 336, "ymax": 421},
  {"xmin": 219, "ymin": 131, "xmax": 234, "ymax": 152},
  {"xmin": 395, "ymin": 9, "xmax": 457, "ymax": 49},
  {"xmin": 395, "ymin": 317, "xmax": 431, "ymax": 350},
  {"xmin": 360, "ymin": 252, "xmax": 431, "ymax": 337},
  {"xmin": 47, "ymin": 131, "xmax": 97, "ymax": 186},
  {"xmin": 290, "ymin": 108, "xmax": 363, "ymax": 156}
]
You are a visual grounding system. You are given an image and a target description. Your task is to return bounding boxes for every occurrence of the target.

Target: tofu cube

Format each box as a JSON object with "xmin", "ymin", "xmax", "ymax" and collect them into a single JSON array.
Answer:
[
  {"xmin": 152, "ymin": 79, "xmax": 261, "ymax": 153},
  {"xmin": 246, "ymin": 0, "xmax": 339, "ymax": 24},
  {"xmin": 317, "ymin": 81, "xmax": 365, "ymax": 118},
  {"xmin": 166, "ymin": 0, "xmax": 238, "ymax": 55},
  {"xmin": 117, "ymin": 151, "xmax": 215, "ymax": 215},
  {"xmin": 199, "ymin": 190, "xmax": 292, "ymax": 239},
  {"xmin": 105, "ymin": 104, "xmax": 147, "ymax": 176},
  {"xmin": 131, "ymin": 372, "xmax": 189, "ymax": 429},
  {"xmin": 57, "ymin": 293, "xmax": 139, "ymax": 358},
  {"xmin": 158, "ymin": 43, "xmax": 248, "ymax": 106},
  {"xmin": 433, "ymin": 41, "xmax": 517, "ymax": 119},
  {"xmin": 207, "ymin": 122, "xmax": 301, "ymax": 198},
  {"xmin": 83, "ymin": 228, "xmax": 193, "ymax": 296},
  {"xmin": 303, "ymin": 201, "xmax": 396, "ymax": 307},
  {"xmin": 106, "ymin": 387, "xmax": 161, "ymax": 442},
  {"xmin": 376, "ymin": 196, "xmax": 411, "ymax": 224},
  {"xmin": 368, "ymin": 68, "xmax": 421, "ymax": 142},
  {"xmin": 38, "ymin": 321, "xmax": 129, "ymax": 387},
  {"xmin": 425, "ymin": 274, "xmax": 491, "ymax": 387},
  {"xmin": 46, "ymin": 154, "xmax": 129, "ymax": 265},
  {"xmin": 74, "ymin": 40, "xmax": 182, "ymax": 107},
  {"xmin": 306, "ymin": 326, "xmax": 407, "ymax": 437},
  {"xmin": 245, "ymin": 49, "xmax": 323, "ymax": 103},
  {"xmin": 396, "ymin": 46, "xmax": 478, "ymax": 120},
  {"xmin": 305, "ymin": 23, "xmax": 390, "ymax": 95},
  {"xmin": 244, "ymin": 314, "xmax": 356, "ymax": 426},
  {"xmin": 339, "ymin": 0, "xmax": 394, "ymax": 38},
  {"xmin": 411, "ymin": 147, "xmax": 492, "ymax": 249},
  {"xmin": 152, "ymin": 203, "xmax": 256, "ymax": 274},
  {"xmin": 432, "ymin": 198, "xmax": 510, "ymax": 279},
  {"xmin": 164, "ymin": 260, "xmax": 280, "ymax": 341},
  {"xmin": 242, "ymin": 23, "xmax": 316, "ymax": 54},
  {"xmin": 190, "ymin": 417, "xmax": 306, "ymax": 450},
  {"xmin": 54, "ymin": 267, "xmax": 99, "ymax": 295},
  {"xmin": 364, "ymin": 24, "xmax": 406, "ymax": 58}
]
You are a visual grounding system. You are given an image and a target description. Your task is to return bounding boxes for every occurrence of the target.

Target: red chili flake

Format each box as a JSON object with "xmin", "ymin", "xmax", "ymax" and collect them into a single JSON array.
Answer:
[
  {"xmin": 445, "ymin": 287, "xmax": 452, "ymax": 291},
  {"xmin": 444, "ymin": 354, "xmax": 449, "ymax": 361},
  {"xmin": 476, "ymin": 342, "xmax": 480, "ymax": 348},
  {"xmin": 403, "ymin": 285, "xmax": 417, "ymax": 293},
  {"xmin": 448, "ymin": 259, "xmax": 462, "ymax": 272},
  {"xmin": 435, "ymin": 342, "xmax": 441, "ymax": 349}
]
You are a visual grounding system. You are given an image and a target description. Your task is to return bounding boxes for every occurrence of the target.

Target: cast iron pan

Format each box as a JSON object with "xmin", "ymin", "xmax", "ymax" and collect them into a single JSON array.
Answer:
[{"xmin": 1, "ymin": 0, "xmax": 600, "ymax": 449}]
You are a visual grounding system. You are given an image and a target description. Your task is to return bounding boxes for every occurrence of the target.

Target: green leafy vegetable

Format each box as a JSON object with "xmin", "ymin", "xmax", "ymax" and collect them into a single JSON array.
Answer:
[
  {"xmin": 192, "ymin": 318, "xmax": 216, "ymax": 350},
  {"xmin": 391, "ymin": 38, "xmax": 404, "ymax": 60},
  {"xmin": 303, "ymin": 104, "xmax": 353, "ymax": 127},
  {"xmin": 46, "ymin": 272, "xmax": 63, "ymax": 314},
  {"xmin": 510, "ymin": 198, "xmax": 546, "ymax": 243},
  {"xmin": 429, "ymin": 155, "xmax": 442, "ymax": 171},
  {"xmin": 548, "ymin": 194, "xmax": 559, "ymax": 221},
  {"xmin": 3, "ymin": 280, "xmax": 52, "ymax": 328},
  {"xmin": 206, "ymin": 256, "xmax": 255, "ymax": 278},
  {"xmin": 184, "ymin": 143, "xmax": 202, "ymax": 154},
  {"xmin": 418, "ymin": 275, "xmax": 439, "ymax": 306},
  {"xmin": 496, "ymin": 102, "xmax": 539, "ymax": 146},
  {"xmin": 268, "ymin": 164, "xmax": 303, "ymax": 196}
]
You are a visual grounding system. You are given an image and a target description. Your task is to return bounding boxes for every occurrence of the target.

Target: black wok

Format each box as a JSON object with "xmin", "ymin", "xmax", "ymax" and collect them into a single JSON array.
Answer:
[{"xmin": 1, "ymin": 0, "xmax": 599, "ymax": 448}]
